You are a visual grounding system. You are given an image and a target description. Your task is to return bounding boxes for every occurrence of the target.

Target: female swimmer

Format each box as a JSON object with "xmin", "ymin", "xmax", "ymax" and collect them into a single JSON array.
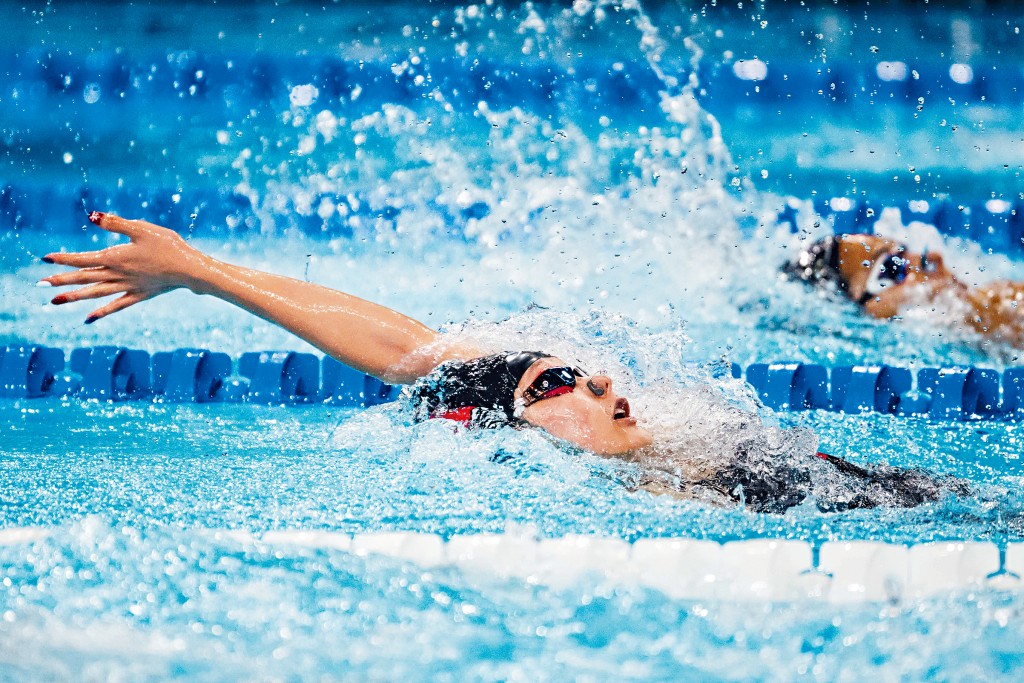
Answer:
[
  {"xmin": 784, "ymin": 234, "xmax": 1024, "ymax": 348},
  {"xmin": 41, "ymin": 213, "xmax": 965, "ymax": 513}
]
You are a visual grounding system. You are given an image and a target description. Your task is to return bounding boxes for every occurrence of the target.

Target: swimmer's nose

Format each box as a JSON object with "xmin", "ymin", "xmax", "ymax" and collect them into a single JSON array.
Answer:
[
  {"xmin": 587, "ymin": 375, "xmax": 611, "ymax": 397},
  {"xmin": 922, "ymin": 250, "xmax": 944, "ymax": 272},
  {"xmin": 913, "ymin": 250, "xmax": 945, "ymax": 279}
]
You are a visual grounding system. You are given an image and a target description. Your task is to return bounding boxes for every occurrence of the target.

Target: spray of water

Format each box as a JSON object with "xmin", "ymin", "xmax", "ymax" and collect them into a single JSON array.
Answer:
[{"xmin": 0, "ymin": 1, "xmax": 1010, "ymax": 507}]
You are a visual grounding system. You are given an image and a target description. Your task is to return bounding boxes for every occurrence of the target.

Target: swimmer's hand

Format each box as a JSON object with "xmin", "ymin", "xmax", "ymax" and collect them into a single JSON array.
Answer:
[
  {"xmin": 40, "ymin": 212, "xmax": 211, "ymax": 323},
  {"xmin": 40, "ymin": 211, "xmax": 478, "ymax": 382}
]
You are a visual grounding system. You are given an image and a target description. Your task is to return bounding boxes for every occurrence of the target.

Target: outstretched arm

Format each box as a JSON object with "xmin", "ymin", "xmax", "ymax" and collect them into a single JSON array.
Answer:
[{"xmin": 41, "ymin": 212, "xmax": 478, "ymax": 384}]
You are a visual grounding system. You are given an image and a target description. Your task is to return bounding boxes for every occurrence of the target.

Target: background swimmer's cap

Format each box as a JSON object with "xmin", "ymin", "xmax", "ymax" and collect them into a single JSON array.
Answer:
[
  {"xmin": 781, "ymin": 235, "xmax": 848, "ymax": 293},
  {"xmin": 412, "ymin": 351, "xmax": 551, "ymax": 428}
]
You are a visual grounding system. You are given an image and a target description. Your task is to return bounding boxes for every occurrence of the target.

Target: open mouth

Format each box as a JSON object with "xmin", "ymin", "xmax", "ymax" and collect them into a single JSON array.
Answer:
[{"xmin": 613, "ymin": 398, "xmax": 631, "ymax": 420}]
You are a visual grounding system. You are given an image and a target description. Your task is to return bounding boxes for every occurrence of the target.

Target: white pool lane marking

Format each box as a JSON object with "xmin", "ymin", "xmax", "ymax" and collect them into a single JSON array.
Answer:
[{"xmin": 2, "ymin": 528, "xmax": 1021, "ymax": 602}]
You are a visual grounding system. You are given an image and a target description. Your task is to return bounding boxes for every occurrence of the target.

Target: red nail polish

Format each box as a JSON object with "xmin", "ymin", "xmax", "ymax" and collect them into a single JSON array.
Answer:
[{"xmin": 88, "ymin": 211, "xmax": 105, "ymax": 224}]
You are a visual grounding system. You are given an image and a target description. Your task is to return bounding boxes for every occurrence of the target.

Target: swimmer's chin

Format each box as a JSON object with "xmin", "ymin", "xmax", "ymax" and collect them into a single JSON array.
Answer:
[
  {"xmin": 593, "ymin": 439, "xmax": 659, "ymax": 463},
  {"xmin": 526, "ymin": 430, "xmax": 641, "ymax": 461}
]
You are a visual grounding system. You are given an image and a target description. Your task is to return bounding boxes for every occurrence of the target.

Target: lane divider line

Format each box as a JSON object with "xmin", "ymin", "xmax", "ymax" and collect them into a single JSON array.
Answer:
[
  {"xmin": 1, "ymin": 527, "xmax": 1021, "ymax": 602},
  {"xmin": 3, "ymin": 345, "xmax": 1021, "ymax": 420}
]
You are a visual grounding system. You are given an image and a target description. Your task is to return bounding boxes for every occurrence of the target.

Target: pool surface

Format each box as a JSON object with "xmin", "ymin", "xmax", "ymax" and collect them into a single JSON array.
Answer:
[{"xmin": 3, "ymin": 0, "xmax": 1024, "ymax": 679}]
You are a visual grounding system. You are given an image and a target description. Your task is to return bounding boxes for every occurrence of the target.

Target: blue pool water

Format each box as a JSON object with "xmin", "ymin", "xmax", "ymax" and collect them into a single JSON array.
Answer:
[
  {"xmin": 3, "ymin": 0, "xmax": 1024, "ymax": 679},
  {"xmin": 3, "ymin": 398, "xmax": 1024, "ymax": 679}
]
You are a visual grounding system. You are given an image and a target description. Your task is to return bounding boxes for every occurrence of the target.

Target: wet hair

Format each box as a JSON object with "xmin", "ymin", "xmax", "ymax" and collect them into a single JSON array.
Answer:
[
  {"xmin": 411, "ymin": 351, "xmax": 551, "ymax": 428},
  {"xmin": 781, "ymin": 236, "xmax": 849, "ymax": 294}
]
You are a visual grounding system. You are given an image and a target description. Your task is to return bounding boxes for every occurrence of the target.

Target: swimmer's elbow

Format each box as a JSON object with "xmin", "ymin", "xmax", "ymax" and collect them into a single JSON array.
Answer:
[
  {"xmin": 377, "ymin": 366, "xmax": 425, "ymax": 386},
  {"xmin": 377, "ymin": 340, "xmax": 487, "ymax": 385},
  {"xmin": 368, "ymin": 343, "xmax": 446, "ymax": 385}
]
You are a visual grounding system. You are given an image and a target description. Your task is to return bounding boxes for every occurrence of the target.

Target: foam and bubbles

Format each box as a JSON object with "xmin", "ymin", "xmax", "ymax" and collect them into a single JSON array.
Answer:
[
  {"xmin": 2, "ymin": 0, "xmax": 1019, "ymax": 515},
  {"xmin": 5, "ymin": 517, "xmax": 1024, "ymax": 681},
  {"xmin": 6, "ymin": 2, "xmax": 1024, "ymax": 679}
]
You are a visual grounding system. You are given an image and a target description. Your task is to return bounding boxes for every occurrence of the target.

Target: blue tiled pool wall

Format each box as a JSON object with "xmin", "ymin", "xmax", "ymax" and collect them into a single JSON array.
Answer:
[
  {"xmin": 4, "ymin": 344, "xmax": 1024, "ymax": 421},
  {"xmin": 3, "ymin": 46, "xmax": 1022, "ymax": 251}
]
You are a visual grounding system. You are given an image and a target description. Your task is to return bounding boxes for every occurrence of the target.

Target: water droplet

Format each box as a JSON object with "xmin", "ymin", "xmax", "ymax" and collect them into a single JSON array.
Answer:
[{"xmin": 83, "ymin": 83, "xmax": 101, "ymax": 104}]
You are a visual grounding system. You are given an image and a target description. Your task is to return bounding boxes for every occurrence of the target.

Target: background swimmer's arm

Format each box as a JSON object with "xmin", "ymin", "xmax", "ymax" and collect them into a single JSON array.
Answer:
[
  {"xmin": 963, "ymin": 280, "xmax": 1024, "ymax": 347},
  {"xmin": 42, "ymin": 214, "xmax": 482, "ymax": 384}
]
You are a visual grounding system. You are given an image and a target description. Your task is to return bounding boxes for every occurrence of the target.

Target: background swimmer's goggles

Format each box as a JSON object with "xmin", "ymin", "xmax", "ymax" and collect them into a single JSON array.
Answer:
[
  {"xmin": 522, "ymin": 366, "xmax": 586, "ymax": 407},
  {"xmin": 858, "ymin": 246, "xmax": 938, "ymax": 305}
]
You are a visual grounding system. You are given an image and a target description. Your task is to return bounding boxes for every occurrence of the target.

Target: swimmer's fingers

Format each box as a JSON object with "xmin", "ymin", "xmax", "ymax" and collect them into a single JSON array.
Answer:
[
  {"xmin": 42, "ymin": 250, "xmax": 108, "ymax": 268},
  {"xmin": 90, "ymin": 212, "xmax": 179, "ymax": 243},
  {"xmin": 39, "ymin": 266, "xmax": 116, "ymax": 288},
  {"xmin": 50, "ymin": 214, "xmax": 201, "ymax": 297},
  {"xmin": 84, "ymin": 291, "xmax": 147, "ymax": 324},
  {"xmin": 89, "ymin": 211, "xmax": 144, "ymax": 238},
  {"xmin": 50, "ymin": 281, "xmax": 129, "ymax": 306}
]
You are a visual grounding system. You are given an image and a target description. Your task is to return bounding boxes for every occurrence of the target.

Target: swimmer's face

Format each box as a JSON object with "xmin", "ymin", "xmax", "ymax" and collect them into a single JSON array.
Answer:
[
  {"xmin": 835, "ymin": 234, "xmax": 957, "ymax": 318},
  {"xmin": 516, "ymin": 357, "xmax": 654, "ymax": 456}
]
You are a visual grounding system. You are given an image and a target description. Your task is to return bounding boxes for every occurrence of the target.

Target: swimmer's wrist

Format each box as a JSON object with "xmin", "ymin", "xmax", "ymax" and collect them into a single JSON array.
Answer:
[{"xmin": 181, "ymin": 253, "xmax": 228, "ymax": 296}]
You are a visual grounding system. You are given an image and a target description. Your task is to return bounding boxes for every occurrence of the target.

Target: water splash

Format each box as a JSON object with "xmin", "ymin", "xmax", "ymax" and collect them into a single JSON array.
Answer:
[{"xmin": 6, "ymin": 0, "xmax": 1018, "ymax": 369}]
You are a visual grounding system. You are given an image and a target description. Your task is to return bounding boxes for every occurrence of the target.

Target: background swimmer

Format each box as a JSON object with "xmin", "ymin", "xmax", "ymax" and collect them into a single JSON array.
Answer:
[
  {"xmin": 41, "ymin": 212, "xmax": 965, "ymax": 513},
  {"xmin": 784, "ymin": 234, "xmax": 1024, "ymax": 347}
]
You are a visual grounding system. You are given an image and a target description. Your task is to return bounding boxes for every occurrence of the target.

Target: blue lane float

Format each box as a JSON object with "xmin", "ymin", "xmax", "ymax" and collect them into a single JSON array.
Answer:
[
  {"xmin": 697, "ymin": 57, "xmax": 1024, "ymax": 107},
  {"xmin": 0, "ymin": 345, "xmax": 64, "ymax": 398},
  {"xmin": 3, "ymin": 181, "xmax": 1024, "ymax": 258},
  {"xmin": 1, "ymin": 344, "xmax": 1023, "ymax": 420},
  {"xmin": 917, "ymin": 367, "xmax": 1002, "ymax": 420},
  {"xmin": 999, "ymin": 368, "xmax": 1024, "ymax": 415},
  {"xmin": 828, "ymin": 365, "xmax": 912, "ymax": 414},
  {"xmin": 238, "ymin": 351, "xmax": 320, "ymax": 404},
  {"xmin": 0, "ymin": 183, "xmax": 420, "ymax": 241},
  {"xmin": 321, "ymin": 357, "xmax": 399, "ymax": 407},
  {"xmin": 745, "ymin": 363, "xmax": 829, "ymax": 411},
  {"xmin": 783, "ymin": 196, "xmax": 1024, "ymax": 255},
  {"xmin": 747, "ymin": 362, "xmax": 1012, "ymax": 420},
  {"xmin": 321, "ymin": 357, "xmax": 368, "ymax": 406},
  {"xmin": 0, "ymin": 345, "xmax": 399, "ymax": 407},
  {"xmin": 70, "ymin": 346, "xmax": 152, "ymax": 401},
  {"xmin": 152, "ymin": 348, "xmax": 233, "ymax": 403}
]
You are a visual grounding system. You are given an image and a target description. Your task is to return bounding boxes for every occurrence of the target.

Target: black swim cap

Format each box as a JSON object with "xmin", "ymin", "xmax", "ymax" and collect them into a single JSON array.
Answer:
[
  {"xmin": 781, "ymin": 236, "xmax": 848, "ymax": 292},
  {"xmin": 411, "ymin": 351, "xmax": 552, "ymax": 428}
]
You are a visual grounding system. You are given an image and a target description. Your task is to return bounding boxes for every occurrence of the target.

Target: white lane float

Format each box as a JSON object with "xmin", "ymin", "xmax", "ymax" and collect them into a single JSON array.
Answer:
[{"xmin": 2, "ymin": 527, "xmax": 1021, "ymax": 602}]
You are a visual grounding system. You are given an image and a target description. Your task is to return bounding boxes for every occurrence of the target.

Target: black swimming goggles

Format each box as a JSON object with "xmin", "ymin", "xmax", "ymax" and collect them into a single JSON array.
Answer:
[
  {"xmin": 857, "ymin": 246, "xmax": 937, "ymax": 305},
  {"xmin": 522, "ymin": 366, "xmax": 587, "ymax": 407}
]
